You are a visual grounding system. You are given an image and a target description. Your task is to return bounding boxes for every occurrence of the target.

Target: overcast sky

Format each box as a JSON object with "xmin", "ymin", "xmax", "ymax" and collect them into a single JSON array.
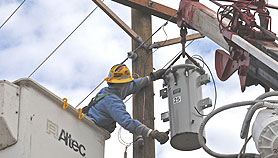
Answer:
[{"xmin": 0, "ymin": 0, "xmax": 277, "ymax": 157}]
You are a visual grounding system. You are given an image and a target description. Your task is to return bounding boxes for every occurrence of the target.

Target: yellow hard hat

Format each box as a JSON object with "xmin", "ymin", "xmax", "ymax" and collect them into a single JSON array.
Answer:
[{"xmin": 104, "ymin": 64, "xmax": 134, "ymax": 83}]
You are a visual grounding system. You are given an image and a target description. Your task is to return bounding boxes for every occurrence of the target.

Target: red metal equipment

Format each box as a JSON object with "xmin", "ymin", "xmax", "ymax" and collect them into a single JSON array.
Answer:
[
  {"xmin": 216, "ymin": 0, "xmax": 276, "ymax": 91},
  {"xmin": 177, "ymin": 0, "xmax": 278, "ymax": 92}
]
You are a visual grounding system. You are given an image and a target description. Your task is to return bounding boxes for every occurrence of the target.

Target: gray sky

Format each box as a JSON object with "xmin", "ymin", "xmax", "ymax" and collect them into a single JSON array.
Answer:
[{"xmin": 0, "ymin": 0, "xmax": 278, "ymax": 157}]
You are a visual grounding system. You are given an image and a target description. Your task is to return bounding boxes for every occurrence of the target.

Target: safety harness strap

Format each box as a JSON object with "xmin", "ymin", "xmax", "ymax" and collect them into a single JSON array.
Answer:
[{"xmin": 82, "ymin": 92, "xmax": 114, "ymax": 115}]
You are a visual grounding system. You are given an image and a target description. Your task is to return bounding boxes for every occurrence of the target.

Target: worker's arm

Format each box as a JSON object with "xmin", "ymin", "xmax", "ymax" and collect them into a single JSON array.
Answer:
[
  {"xmin": 106, "ymin": 95, "xmax": 142, "ymax": 133},
  {"xmin": 127, "ymin": 69, "xmax": 166, "ymax": 95},
  {"xmin": 127, "ymin": 76, "xmax": 151, "ymax": 95},
  {"xmin": 105, "ymin": 95, "xmax": 169, "ymax": 144},
  {"xmin": 105, "ymin": 96, "xmax": 152, "ymax": 136}
]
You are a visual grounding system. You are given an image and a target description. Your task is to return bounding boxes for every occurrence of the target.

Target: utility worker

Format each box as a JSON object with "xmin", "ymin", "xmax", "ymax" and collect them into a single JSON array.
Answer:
[{"xmin": 86, "ymin": 64, "xmax": 169, "ymax": 144}]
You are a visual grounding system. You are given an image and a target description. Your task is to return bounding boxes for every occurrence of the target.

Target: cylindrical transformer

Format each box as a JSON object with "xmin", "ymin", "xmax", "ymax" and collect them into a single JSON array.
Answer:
[
  {"xmin": 164, "ymin": 61, "xmax": 208, "ymax": 151},
  {"xmin": 252, "ymin": 109, "xmax": 278, "ymax": 157}
]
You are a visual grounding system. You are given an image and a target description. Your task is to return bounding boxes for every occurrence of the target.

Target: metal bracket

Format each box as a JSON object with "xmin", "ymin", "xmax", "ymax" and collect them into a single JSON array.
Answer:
[
  {"xmin": 160, "ymin": 88, "xmax": 168, "ymax": 99},
  {"xmin": 136, "ymin": 36, "xmax": 149, "ymax": 50},
  {"xmin": 197, "ymin": 73, "xmax": 210, "ymax": 87},
  {"xmin": 148, "ymin": 1, "xmax": 154, "ymax": 8},
  {"xmin": 136, "ymin": 135, "xmax": 144, "ymax": 148},
  {"xmin": 171, "ymin": 68, "xmax": 179, "ymax": 86},
  {"xmin": 127, "ymin": 51, "xmax": 138, "ymax": 61},
  {"xmin": 161, "ymin": 111, "xmax": 169, "ymax": 122},
  {"xmin": 148, "ymin": 33, "xmax": 205, "ymax": 49},
  {"xmin": 180, "ymin": 26, "xmax": 188, "ymax": 58},
  {"xmin": 197, "ymin": 97, "xmax": 212, "ymax": 110}
]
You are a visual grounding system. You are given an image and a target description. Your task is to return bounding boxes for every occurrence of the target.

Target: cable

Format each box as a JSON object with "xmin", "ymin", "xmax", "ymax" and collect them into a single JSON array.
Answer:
[
  {"xmin": 75, "ymin": 80, "xmax": 104, "ymax": 108},
  {"xmin": 118, "ymin": 127, "xmax": 131, "ymax": 146},
  {"xmin": 76, "ymin": 0, "xmax": 192, "ymax": 108},
  {"xmin": 193, "ymin": 57, "xmax": 218, "ymax": 117},
  {"xmin": 198, "ymin": 92, "xmax": 278, "ymax": 158},
  {"xmin": 0, "ymin": 0, "xmax": 27, "ymax": 30},
  {"xmin": 239, "ymin": 90, "xmax": 278, "ymax": 140},
  {"xmin": 27, "ymin": 5, "xmax": 100, "ymax": 78},
  {"xmin": 143, "ymin": 23, "xmax": 169, "ymax": 76},
  {"xmin": 198, "ymin": 100, "xmax": 262, "ymax": 158},
  {"xmin": 256, "ymin": 91, "xmax": 278, "ymax": 100},
  {"xmin": 192, "ymin": 54, "xmax": 205, "ymax": 68},
  {"xmin": 148, "ymin": 25, "xmax": 168, "ymax": 56},
  {"xmin": 76, "ymin": 56, "xmax": 130, "ymax": 108},
  {"xmin": 120, "ymin": 15, "xmax": 173, "ymax": 117},
  {"xmin": 118, "ymin": 126, "xmax": 142, "ymax": 158},
  {"xmin": 77, "ymin": 8, "xmax": 172, "ymax": 108},
  {"xmin": 162, "ymin": 51, "xmax": 182, "ymax": 69},
  {"xmin": 130, "ymin": 0, "xmax": 191, "ymax": 56},
  {"xmin": 162, "ymin": 40, "xmax": 195, "ymax": 69},
  {"xmin": 162, "ymin": 25, "xmax": 168, "ymax": 45},
  {"xmin": 237, "ymin": 135, "xmax": 252, "ymax": 158},
  {"xmin": 124, "ymin": 95, "xmax": 132, "ymax": 103},
  {"xmin": 141, "ymin": 36, "xmax": 194, "ymax": 123}
]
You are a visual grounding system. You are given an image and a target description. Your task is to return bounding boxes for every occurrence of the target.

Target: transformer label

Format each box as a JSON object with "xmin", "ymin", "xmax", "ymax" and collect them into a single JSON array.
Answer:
[
  {"xmin": 46, "ymin": 119, "xmax": 86, "ymax": 157},
  {"xmin": 173, "ymin": 96, "xmax": 181, "ymax": 104},
  {"xmin": 173, "ymin": 88, "xmax": 181, "ymax": 95}
]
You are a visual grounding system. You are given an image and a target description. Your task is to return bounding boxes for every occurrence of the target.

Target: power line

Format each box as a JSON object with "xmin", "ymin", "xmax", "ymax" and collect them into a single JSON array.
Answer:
[
  {"xmin": 193, "ymin": 56, "xmax": 218, "ymax": 116},
  {"xmin": 75, "ymin": 80, "xmax": 105, "ymax": 108},
  {"xmin": 0, "ymin": 0, "xmax": 27, "ymax": 30},
  {"xmin": 28, "ymin": 5, "xmax": 100, "ymax": 78},
  {"xmin": 75, "ymin": 1, "xmax": 192, "ymax": 108},
  {"xmin": 75, "ymin": 56, "xmax": 129, "ymax": 108},
  {"xmin": 127, "ymin": 0, "xmax": 191, "ymax": 57},
  {"xmin": 162, "ymin": 40, "xmax": 195, "ymax": 69},
  {"xmin": 123, "ymin": 40, "xmax": 195, "ymax": 105}
]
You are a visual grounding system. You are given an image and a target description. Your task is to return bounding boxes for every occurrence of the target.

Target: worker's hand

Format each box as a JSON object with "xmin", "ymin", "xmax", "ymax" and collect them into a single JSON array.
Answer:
[
  {"xmin": 150, "ymin": 130, "xmax": 169, "ymax": 144},
  {"xmin": 150, "ymin": 69, "xmax": 166, "ymax": 81},
  {"xmin": 132, "ymin": 73, "xmax": 140, "ymax": 79}
]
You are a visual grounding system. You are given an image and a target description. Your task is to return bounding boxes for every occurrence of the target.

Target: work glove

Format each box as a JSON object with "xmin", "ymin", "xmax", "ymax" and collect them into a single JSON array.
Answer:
[
  {"xmin": 150, "ymin": 130, "xmax": 169, "ymax": 144},
  {"xmin": 150, "ymin": 69, "xmax": 166, "ymax": 81}
]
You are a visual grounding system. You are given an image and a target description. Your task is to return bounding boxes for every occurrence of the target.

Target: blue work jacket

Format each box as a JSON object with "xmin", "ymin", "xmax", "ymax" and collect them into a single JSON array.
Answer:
[{"xmin": 87, "ymin": 78, "xmax": 149, "ymax": 133}]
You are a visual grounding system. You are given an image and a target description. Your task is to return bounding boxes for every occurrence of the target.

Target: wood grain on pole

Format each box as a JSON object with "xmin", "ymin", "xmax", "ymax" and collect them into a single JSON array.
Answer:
[{"xmin": 131, "ymin": 8, "xmax": 155, "ymax": 158}]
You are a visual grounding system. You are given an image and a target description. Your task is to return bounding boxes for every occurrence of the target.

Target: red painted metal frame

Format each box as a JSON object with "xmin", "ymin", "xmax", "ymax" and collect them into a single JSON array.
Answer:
[
  {"xmin": 177, "ymin": 0, "xmax": 276, "ymax": 91},
  {"xmin": 214, "ymin": 0, "xmax": 278, "ymax": 10},
  {"xmin": 215, "ymin": 0, "xmax": 275, "ymax": 91}
]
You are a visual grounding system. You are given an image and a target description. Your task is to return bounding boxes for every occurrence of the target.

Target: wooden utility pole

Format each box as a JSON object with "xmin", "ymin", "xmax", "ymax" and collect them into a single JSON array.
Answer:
[
  {"xmin": 90, "ymin": 1, "xmax": 206, "ymax": 157},
  {"xmin": 131, "ymin": 9, "xmax": 155, "ymax": 158}
]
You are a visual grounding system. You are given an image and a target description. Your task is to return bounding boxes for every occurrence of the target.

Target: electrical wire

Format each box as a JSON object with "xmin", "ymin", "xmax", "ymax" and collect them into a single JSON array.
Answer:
[
  {"xmin": 237, "ymin": 135, "xmax": 252, "ymax": 158},
  {"xmin": 141, "ymin": 39, "xmax": 195, "ymax": 122},
  {"xmin": 161, "ymin": 40, "xmax": 195, "ymax": 70},
  {"xmin": 124, "ymin": 95, "xmax": 132, "ymax": 103},
  {"xmin": 162, "ymin": 51, "xmax": 182, "ymax": 69},
  {"xmin": 128, "ymin": 0, "xmax": 191, "ymax": 57},
  {"xmin": 76, "ymin": 0, "xmax": 192, "ymax": 108},
  {"xmin": 28, "ymin": 4, "xmax": 100, "ymax": 78},
  {"xmin": 158, "ymin": 24, "xmax": 169, "ymax": 50},
  {"xmin": 75, "ymin": 55, "xmax": 129, "ymax": 108},
  {"xmin": 118, "ymin": 126, "xmax": 142, "ymax": 146},
  {"xmin": 139, "ymin": 36, "xmax": 166, "ymax": 122},
  {"xmin": 119, "ymin": 24, "xmax": 195, "ymax": 148},
  {"xmin": 143, "ymin": 23, "xmax": 170, "ymax": 76},
  {"xmin": 118, "ymin": 126, "xmax": 142, "ymax": 158},
  {"xmin": 148, "ymin": 25, "xmax": 168, "ymax": 55},
  {"xmin": 75, "ymin": 80, "xmax": 104, "ymax": 108},
  {"xmin": 198, "ymin": 100, "xmax": 262, "ymax": 158},
  {"xmin": 80, "ymin": 5, "xmax": 182, "ymax": 107},
  {"xmin": 118, "ymin": 127, "xmax": 131, "ymax": 146},
  {"xmin": 198, "ymin": 92, "xmax": 278, "ymax": 158},
  {"xmin": 0, "ymin": 0, "xmax": 27, "ymax": 30},
  {"xmin": 193, "ymin": 56, "xmax": 218, "ymax": 117},
  {"xmin": 192, "ymin": 54, "xmax": 205, "ymax": 68}
]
